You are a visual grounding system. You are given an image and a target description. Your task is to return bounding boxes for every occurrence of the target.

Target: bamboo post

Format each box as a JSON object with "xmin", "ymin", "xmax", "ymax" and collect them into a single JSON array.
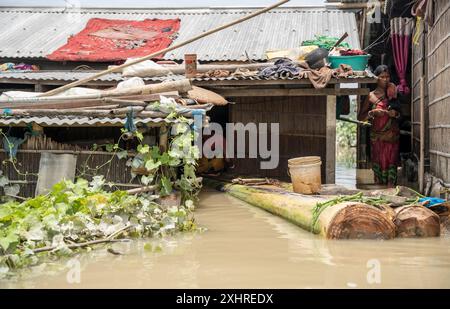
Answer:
[
  {"xmin": 419, "ymin": 76, "xmax": 425, "ymax": 193},
  {"xmin": 39, "ymin": 0, "xmax": 290, "ymax": 97},
  {"xmin": 326, "ymin": 95, "xmax": 337, "ymax": 184},
  {"xmin": 159, "ymin": 124, "xmax": 169, "ymax": 153}
]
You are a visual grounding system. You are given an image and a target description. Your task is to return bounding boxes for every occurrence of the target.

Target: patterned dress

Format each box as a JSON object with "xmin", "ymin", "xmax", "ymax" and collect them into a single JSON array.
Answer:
[{"xmin": 370, "ymin": 97, "xmax": 400, "ymax": 185}]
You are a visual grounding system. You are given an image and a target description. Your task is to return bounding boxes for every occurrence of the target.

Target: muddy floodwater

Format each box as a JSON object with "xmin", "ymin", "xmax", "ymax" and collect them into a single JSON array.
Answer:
[{"xmin": 2, "ymin": 189, "xmax": 450, "ymax": 288}]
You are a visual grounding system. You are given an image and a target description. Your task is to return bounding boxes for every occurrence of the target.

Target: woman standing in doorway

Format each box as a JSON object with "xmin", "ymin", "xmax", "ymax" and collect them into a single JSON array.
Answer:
[{"xmin": 358, "ymin": 65, "xmax": 401, "ymax": 187}]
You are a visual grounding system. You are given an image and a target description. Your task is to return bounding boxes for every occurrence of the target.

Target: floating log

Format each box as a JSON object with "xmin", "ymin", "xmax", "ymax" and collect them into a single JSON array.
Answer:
[
  {"xmin": 394, "ymin": 205, "xmax": 441, "ymax": 238},
  {"xmin": 440, "ymin": 216, "xmax": 450, "ymax": 235},
  {"xmin": 206, "ymin": 179, "xmax": 396, "ymax": 240}
]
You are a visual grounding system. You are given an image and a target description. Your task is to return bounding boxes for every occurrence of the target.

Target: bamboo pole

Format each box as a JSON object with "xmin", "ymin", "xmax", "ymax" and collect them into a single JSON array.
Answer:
[
  {"xmin": 113, "ymin": 62, "xmax": 274, "ymax": 74},
  {"xmin": 39, "ymin": 0, "xmax": 290, "ymax": 97},
  {"xmin": 419, "ymin": 76, "xmax": 425, "ymax": 193},
  {"xmin": 0, "ymin": 79, "xmax": 192, "ymax": 107},
  {"xmin": 205, "ymin": 179, "xmax": 396, "ymax": 240}
]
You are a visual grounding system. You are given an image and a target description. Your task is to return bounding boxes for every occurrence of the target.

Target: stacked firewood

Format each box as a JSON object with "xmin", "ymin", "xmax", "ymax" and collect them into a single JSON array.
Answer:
[{"xmin": 0, "ymin": 79, "xmax": 221, "ymax": 118}]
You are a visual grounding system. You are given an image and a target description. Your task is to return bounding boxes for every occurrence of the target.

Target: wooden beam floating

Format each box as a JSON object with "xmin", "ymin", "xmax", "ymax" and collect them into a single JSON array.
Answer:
[{"xmin": 205, "ymin": 179, "xmax": 396, "ymax": 240}]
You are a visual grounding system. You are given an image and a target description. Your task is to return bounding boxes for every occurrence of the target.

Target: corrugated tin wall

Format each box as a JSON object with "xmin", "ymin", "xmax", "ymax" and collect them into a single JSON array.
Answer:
[
  {"xmin": 228, "ymin": 96, "xmax": 327, "ymax": 180},
  {"xmin": 0, "ymin": 151, "xmax": 137, "ymax": 198}
]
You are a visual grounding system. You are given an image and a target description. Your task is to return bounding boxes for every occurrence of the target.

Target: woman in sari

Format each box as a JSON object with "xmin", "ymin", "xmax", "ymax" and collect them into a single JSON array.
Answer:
[{"xmin": 358, "ymin": 65, "xmax": 401, "ymax": 187}]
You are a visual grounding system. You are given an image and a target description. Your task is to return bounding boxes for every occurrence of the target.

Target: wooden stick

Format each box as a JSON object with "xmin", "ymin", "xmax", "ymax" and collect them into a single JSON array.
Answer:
[
  {"xmin": 126, "ymin": 185, "xmax": 157, "ymax": 195},
  {"xmin": 73, "ymin": 104, "xmax": 120, "ymax": 110},
  {"xmin": 159, "ymin": 125, "xmax": 168, "ymax": 153},
  {"xmin": 32, "ymin": 238, "xmax": 130, "ymax": 254},
  {"xmin": 39, "ymin": 0, "xmax": 290, "ymax": 97}
]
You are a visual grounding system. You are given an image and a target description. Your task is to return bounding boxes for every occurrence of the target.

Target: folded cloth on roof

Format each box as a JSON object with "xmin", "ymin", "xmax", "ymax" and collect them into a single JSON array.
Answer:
[
  {"xmin": 296, "ymin": 62, "xmax": 358, "ymax": 89},
  {"xmin": 122, "ymin": 58, "xmax": 171, "ymax": 77},
  {"xmin": 196, "ymin": 69, "xmax": 230, "ymax": 78},
  {"xmin": 297, "ymin": 62, "xmax": 333, "ymax": 89},
  {"xmin": 258, "ymin": 58, "xmax": 302, "ymax": 78},
  {"xmin": 0, "ymin": 62, "xmax": 39, "ymax": 72},
  {"xmin": 232, "ymin": 68, "xmax": 258, "ymax": 77}
]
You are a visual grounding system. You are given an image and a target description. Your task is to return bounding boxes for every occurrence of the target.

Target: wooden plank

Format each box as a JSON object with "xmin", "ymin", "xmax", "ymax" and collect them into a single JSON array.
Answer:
[
  {"xmin": 326, "ymin": 95, "xmax": 336, "ymax": 184},
  {"xmin": 215, "ymin": 87, "xmax": 370, "ymax": 97},
  {"xmin": 193, "ymin": 77, "xmax": 378, "ymax": 87}
]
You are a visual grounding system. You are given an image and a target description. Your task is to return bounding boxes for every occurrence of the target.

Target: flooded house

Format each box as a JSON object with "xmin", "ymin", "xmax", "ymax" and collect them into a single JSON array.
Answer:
[
  {"xmin": 0, "ymin": 0, "xmax": 449, "ymax": 290},
  {"xmin": 0, "ymin": 6, "xmax": 376, "ymax": 190}
]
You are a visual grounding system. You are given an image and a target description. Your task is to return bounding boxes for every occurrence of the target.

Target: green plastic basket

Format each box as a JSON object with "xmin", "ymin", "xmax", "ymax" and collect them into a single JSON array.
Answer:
[{"xmin": 328, "ymin": 55, "xmax": 371, "ymax": 71}]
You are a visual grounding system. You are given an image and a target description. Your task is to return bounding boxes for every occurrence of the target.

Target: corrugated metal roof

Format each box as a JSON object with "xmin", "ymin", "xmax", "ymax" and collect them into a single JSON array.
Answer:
[
  {"xmin": 0, "ymin": 71, "xmax": 180, "ymax": 82},
  {"xmin": 0, "ymin": 115, "xmax": 188, "ymax": 126},
  {"xmin": 326, "ymin": 0, "xmax": 368, "ymax": 2},
  {"xmin": 0, "ymin": 7, "xmax": 360, "ymax": 61},
  {"xmin": 0, "ymin": 70, "xmax": 373, "ymax": 84}
]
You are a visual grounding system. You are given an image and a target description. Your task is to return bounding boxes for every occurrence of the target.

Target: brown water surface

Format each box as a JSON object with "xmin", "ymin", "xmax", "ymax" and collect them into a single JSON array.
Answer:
[{"xmin": 2, "ymin": 189, "xmax": 450, "ymax": 288}]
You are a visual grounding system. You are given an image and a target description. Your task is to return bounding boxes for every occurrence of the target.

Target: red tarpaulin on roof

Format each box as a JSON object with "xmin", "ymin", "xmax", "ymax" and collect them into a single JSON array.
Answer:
[{"xmin": 47, "ymin": 18, "xmax": 180, "ymax": 62}]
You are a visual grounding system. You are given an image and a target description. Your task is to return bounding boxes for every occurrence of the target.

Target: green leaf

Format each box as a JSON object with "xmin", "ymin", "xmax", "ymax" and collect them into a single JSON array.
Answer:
[
  {"xmin": 137, "ymin": 144, "xmax": 150, "ymax": 154},
  {"xmin": 141, "ymin": 175, "xmax": 153, "ymax": 186},
  {"xmin": 144, "ymin": 159, "xmax": 161, "ymax": 171},
  {"xmin": 150, "ymin": 146, "xmax": 160, "ymax": 159},
  {"xmin": 116, "ymin": 150, "xmax": 128, "ymax": 160},
  {"xmin": 160, "ymin": 176, "xmax": 173, "ymax": 196},
  {"xmin": 158, "ymin": 152, "xmax": 171, "ymax": 165},
  {"xmin": 4, "ymin": 184, "xmax": 20, "ymax": 197},
  {"xmin": 0, "ymin": 175, "xmax": 9, "ymax": 187},
  {"xmin": 0, "ymin": 231, "xmax": 19, "ymax": 251},
  {"xmin": 135, "ymin": 131, "xmax": 144, "ymax": 141},
  {"xmin": 90, "ymin": 176, "xmax": 105, "ymax": 191},
  {"xmin": 105, "ymin": 144, "xmax": 114, "ymax": 152}
]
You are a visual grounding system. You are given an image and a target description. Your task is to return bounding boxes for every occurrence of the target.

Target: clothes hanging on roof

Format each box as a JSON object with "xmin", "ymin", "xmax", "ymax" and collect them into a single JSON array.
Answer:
[{"xmin": 258, "ymin": 58, "xmax": 302, "ymax": 78}]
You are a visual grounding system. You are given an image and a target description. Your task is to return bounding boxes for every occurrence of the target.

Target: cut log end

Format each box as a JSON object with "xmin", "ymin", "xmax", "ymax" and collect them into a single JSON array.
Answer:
[
  {"xmin": 394, "ymin": 205, "xmax": 441, "ymax": 238},
  {"xmin": 327, "ymin": 203, "xmax": 396, "ymax": 240}
]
